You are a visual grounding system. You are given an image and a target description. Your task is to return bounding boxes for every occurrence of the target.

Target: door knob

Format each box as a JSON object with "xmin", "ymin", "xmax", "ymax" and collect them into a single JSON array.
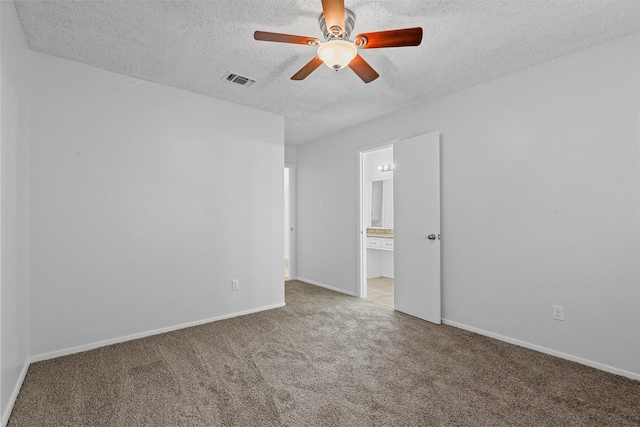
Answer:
[{"xmin": 427, "ymin": 234, "xmax": 436, "ymax": 240}]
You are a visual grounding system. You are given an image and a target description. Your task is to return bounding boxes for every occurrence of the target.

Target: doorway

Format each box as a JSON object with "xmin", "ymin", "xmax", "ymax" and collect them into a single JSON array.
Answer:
[
  {"xmin": 284, "ymin": 165, "xmax": 296, "ymax": 280},
  {"xmin": 360, "ymin": 146, "xmax": 395, "ymax": 308},
  {"xmin": 358, "ymin": 132, "xmax": 442, "ymax": 323}
]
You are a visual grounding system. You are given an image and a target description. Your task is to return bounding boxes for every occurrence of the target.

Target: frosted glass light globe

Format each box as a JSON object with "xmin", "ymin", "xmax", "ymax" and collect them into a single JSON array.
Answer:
[{"xmin": 317, "ymin": 40, "xmax": 357, "ymax": 70}]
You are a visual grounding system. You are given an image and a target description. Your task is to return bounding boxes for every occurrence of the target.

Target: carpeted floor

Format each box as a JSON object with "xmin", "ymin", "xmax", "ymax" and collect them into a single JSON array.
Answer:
[{"xmin": 9, "ymin": 280, "xmax": 640, "ymax": 426}]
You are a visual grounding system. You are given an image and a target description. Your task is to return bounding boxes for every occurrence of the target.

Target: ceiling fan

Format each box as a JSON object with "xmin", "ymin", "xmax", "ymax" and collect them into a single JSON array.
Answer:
[{"xmin": 254, "ymin": 0, "xmax": 423, "ymax": 83}]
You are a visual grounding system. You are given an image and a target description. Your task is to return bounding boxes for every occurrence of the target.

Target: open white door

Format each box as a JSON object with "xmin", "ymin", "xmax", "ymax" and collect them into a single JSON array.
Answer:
[{"xmin": 393, "ymin": 131, "xmax": 441, "ymax": 323}]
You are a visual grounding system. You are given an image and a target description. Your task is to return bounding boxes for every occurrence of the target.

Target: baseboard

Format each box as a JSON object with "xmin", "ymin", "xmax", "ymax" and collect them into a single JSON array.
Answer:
[
  {"xmin": 30, "ymin": 302, "xmax": 286, "ymax": 363},
  {"xmin": 2, "ymin": 359, "xmax": 30, "ymax": 427},
  {"xmin": 442, "ymin": 319, "xmax": 640, "ymax": 381},
  {"xmin": 296, "ymin": 277, "xmax": 358, "ymax": 297}
]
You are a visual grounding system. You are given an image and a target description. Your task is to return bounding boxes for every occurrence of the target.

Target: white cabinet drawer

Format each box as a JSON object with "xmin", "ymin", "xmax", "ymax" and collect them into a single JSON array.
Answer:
[
  {"xmin": 381, "ymin": 239, "xmax": 394, "ymax": 250},
  {"xmin": 366, "ymin": 238, "xmax": 381, "ymax": 248},
  {"xmin": 367, "ymin": 237, "xmax": 394, "ymax": 251}
]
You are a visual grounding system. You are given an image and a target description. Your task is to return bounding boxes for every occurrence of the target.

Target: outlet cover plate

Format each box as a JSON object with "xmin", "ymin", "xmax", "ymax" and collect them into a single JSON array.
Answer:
[{"xmin": 552, "ymin": 305, "xmax": 564, "ymax": 321}]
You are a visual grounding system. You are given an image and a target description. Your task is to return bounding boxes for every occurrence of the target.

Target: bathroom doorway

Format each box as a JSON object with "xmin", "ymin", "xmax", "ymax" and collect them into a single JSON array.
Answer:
[
  {"xmin": 359, "ymin": 132, "xmax": 441, "ymax": 322},
  {"xmin": 360, "ymin": 146, "xmax": 395, "ymax": 307}
]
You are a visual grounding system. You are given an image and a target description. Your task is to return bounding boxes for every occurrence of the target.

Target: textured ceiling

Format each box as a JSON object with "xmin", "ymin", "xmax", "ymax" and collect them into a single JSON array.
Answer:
[{"xmin": 14, "ymin": 0, "xmax": 640, "ymax": 145}]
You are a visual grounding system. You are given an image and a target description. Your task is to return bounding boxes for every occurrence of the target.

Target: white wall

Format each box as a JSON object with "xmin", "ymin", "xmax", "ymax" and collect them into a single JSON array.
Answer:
[
  {"xmin": 28, "ymin": 53, "xmax": 285, "ymax": 358},
  {"xmin": 296, "ymin": 33, "xmax": 640, "ymax": 376},
  {"xmin": 0, "ymin": 2, "xmax": 31, "ymax": 424},
  {"xmin": 284, "ymin": 143, "xmax": 297, "ymax": 165}
]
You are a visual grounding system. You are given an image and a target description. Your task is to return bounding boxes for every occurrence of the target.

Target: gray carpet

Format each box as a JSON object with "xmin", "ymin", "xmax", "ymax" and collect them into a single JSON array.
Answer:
[{"xmin": 9, "ymin": 280, "xmax": 640, "ymax": 426}]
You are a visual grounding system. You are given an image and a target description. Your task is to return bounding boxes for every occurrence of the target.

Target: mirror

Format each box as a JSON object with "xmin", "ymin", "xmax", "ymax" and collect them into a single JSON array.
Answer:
[
  {"xmin": 371, "ymin": 181, "xmax": 383, "ymax": 227},
  {"xmin": 370, "ymin": 179, "xmax": 393, "ymax": 228}
]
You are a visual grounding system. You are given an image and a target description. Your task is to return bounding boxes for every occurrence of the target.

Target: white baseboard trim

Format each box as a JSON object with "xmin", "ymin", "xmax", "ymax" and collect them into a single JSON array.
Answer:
[
  {"xmin": 442, "ymin": 319, "xmax": 640, "ymax": 381},
  {"xmin": 30, "ymin": 302, "xmax": 286, "ymax": 363},
  {"xmin": 2, "ymin": 360, "xmax": 30, "ymax": 427},
  {"xmin": 296, "ymin": 277, "xmax": 358, "ymax": 297}
]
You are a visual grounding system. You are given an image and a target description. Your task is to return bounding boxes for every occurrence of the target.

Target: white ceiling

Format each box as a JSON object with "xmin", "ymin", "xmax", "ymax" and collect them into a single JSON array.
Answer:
[{"xmin": 14, "ymin": 0, "xmax": 640, "ymax": 145}]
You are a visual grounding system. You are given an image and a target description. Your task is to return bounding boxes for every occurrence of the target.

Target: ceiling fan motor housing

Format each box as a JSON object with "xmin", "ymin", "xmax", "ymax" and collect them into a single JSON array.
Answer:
[{"xmin": 318, "ymin": 8, "xmax": 356, "ymax": 40}]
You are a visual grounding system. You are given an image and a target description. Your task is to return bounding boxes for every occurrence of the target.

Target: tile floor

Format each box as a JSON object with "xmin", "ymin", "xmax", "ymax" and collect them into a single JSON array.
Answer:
[{"xmin": 366, "ymin": 276, "xmax": 394, "ymax": 308}]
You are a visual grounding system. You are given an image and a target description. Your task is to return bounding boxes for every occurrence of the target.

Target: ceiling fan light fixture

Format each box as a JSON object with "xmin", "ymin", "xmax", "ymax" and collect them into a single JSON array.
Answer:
[
  {"xmin": 254, "ymin": 2, "xmax": 422, "ymax": 83},
  {"xmin": 317, "ymin": 40, "xmax": 357, "ymax": 70}
]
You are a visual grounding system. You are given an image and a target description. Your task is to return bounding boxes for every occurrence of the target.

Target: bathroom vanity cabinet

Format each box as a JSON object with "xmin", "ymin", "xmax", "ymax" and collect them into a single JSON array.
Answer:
[{"xmin": 366, "ymin": 230, "xmax": 394, "ymax": 278}]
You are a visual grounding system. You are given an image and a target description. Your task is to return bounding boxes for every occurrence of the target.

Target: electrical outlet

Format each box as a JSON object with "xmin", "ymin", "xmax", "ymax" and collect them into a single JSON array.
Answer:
[
  {"xmin": 552, "ymin": 305, "xmax": 564, "ymax": 321},
  {"xmin": 232, "ymin": 279, "xmax": 239, "ymax": 291}
]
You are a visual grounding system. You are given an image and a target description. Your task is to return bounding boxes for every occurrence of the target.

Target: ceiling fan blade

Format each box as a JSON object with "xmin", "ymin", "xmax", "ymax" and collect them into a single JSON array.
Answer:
[
  {"xmin": 291, "ymin": 56, "xmax": 324, "ymax": 80},
  {"xmin": 349, "ymin": 54, "xmax": 379, "ymax": 83},
  {"xmin": 254, "ymin": 31, "xmax": 320, "ymax": 46},
  {"xmin": 355, "ymin": 27, "xmax": 423, "ymax": 49},
  {"xmin": 321, "ymin": 0, "xmax": 345, "ymax": 34}
]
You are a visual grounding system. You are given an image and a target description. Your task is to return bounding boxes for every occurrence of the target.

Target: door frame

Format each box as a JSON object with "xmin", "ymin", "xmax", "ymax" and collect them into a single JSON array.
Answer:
[
  {"xmin": 285, "ymin": 164, "xmax": 296, "ymax": 280},
  {"xmin": 357, "ymin": 142, "xmax": 397, "ymax": 299}
]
